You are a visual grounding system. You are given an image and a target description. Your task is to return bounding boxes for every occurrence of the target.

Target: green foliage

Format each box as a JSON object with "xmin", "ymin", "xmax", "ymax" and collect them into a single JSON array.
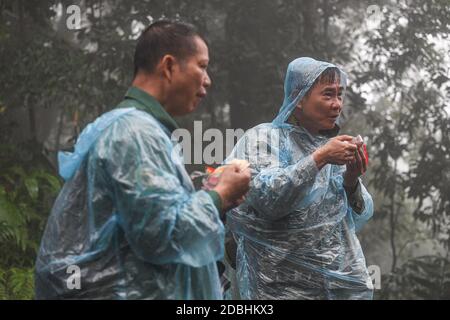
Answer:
[
  {"xmin": 0, "ymin": 0, "xmax": 449, "ymax": 300},
  {"xmin": 380, "ymin": 255, "xmax": 450, "ymax": 299},
  {"xmin": 0, "ymin": 142, "xmax": 62, "ymax": 299},
  {"xmin": 0, "ymin": 145, "xmax": 61, "ymax": 254},
  {"xmin": 0, "ymin": 267, "xmax": 35, "ymax": 300},
  {"xmin": 354, "ymin": 0, "xmax": 450, "ymax": 250}
]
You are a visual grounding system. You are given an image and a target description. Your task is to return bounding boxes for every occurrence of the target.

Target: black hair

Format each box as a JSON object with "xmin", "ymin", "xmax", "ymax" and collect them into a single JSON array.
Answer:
[
  {"xmin": 303, "ymin": 67, "xmax": 342, "ymax": 99},
  {"xmin": 133, "ymin": 20, "xmax": 205, "ymax": 77},
  {"xmin": 316, "ymin": 67, "xmax": 341, "ymax": 85}
]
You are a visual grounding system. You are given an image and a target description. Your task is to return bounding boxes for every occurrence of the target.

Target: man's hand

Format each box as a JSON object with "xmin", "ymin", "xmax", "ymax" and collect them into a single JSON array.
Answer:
[
  {"xmin": 313, "ymin": 135, "xmax": 358, "ymax": 170},
  {"xmin": 344, "ymin": 145, "xmax": 368, "ymax": 188},
  {"xmin": 213, "ymin": 164, "xmax": 251, "ymax": 212}
]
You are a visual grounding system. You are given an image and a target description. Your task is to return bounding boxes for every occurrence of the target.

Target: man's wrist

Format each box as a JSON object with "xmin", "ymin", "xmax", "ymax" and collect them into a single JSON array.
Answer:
[
  {"xmin": 207, "ymin": 190, "xmax": 223, "ymax": 211},
  {"xmin": 343, "ymin": 176, "xmax": 359, "ymax": 193},
  {"xmin": 344, "ymin": 179, "xmax": 364, "ymax": 214},
  {"xmin": 211, "ymin": 186, "xmax": 232, "ymax": 213},
  {"xmin": 313, "ymin": 148, "xmax": 327, "ymax": 170}
]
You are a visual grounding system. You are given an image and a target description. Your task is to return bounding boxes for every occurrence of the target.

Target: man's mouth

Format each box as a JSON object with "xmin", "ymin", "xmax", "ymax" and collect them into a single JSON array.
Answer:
[
  {"xmin": 196, "ymin": 92, "xmax": 207, "ymax": 99},
  {"xmin": 192, "ymin": 92, "xmax": 206, "ymax": 108}
]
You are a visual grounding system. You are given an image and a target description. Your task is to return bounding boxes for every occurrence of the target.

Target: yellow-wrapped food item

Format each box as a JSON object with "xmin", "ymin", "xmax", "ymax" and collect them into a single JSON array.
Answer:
[
  {"xmin": 203, "ymin": 159, "xmax": 250, "ymax": 190},
  {"xmin": 213, "ymin": 159, "xmax": 250, "ymax": 174}
]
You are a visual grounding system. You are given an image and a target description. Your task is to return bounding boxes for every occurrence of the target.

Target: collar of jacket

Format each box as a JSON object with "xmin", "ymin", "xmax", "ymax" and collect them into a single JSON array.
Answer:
[{"xmin": 120, "ymin": 86, "xmax": 180, "ymax": 134}]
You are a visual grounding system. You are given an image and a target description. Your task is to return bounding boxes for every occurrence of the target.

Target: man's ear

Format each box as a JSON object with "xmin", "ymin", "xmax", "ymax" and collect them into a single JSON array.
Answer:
[
  {"xmin": 159, "ymin": 54, "xmax": 177, "ymax": 82},
  {"xmin": 297, "ymin": 97, "xmax": 307, "ymax": 112}
]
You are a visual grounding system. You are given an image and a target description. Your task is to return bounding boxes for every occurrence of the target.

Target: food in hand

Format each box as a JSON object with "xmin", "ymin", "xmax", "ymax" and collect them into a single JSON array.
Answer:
[
  {"xmin": 350, "ymin": 135, "xmax": 368, "ymax": 166},
  {"xmin": 203, "ymin": 159, "xmax": 250, "ymax": 190}
]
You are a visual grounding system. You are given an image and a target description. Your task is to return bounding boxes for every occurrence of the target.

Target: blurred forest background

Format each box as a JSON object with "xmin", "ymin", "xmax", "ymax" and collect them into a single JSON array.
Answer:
[{"xmin": 0, "ymin": 0, "xmax": 449, "ymax": 299}]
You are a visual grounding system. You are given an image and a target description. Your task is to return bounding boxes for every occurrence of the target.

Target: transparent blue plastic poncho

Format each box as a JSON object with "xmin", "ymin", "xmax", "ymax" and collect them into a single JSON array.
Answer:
[
  {"xmin": 225, "ymin": 57, "xmax": 374, "ymax": 300},
  {"xmin": 35, "ymin": 107, "xmax": 225, "ymax": 299}
]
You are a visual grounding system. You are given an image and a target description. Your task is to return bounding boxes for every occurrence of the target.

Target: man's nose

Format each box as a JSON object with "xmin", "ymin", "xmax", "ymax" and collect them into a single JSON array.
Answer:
[
  {"xmin": 331, "ymin": 98, "xmax": 342, "ymax": 111},
  {"xmin": 203, "ymin": 72, "xmax": 212, "ymax": 89}
]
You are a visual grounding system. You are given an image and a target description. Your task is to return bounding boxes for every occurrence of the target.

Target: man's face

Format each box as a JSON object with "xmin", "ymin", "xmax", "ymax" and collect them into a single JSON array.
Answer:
[
  {"xmin": 168, "ymin": 36, "xmax": 211, "ymax": 116},
  {"xmin": 295, "ymin": 80, "xmax": 344, "ymax": 132}
]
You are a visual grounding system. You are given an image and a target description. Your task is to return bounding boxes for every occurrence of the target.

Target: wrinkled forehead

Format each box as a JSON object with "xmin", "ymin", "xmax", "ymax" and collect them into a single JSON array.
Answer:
[{"xmin": 313, "ymin": 82, "xmax": 345, "ymax": 93}]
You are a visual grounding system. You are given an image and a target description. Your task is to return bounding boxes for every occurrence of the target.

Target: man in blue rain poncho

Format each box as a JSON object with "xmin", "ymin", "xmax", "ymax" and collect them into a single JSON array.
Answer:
[
  {"xmin": 225, "ymin": 57, "xmax": 374, "ymax": 300},
  {"xmin": 35, "ymin": 20, "xmax": 250, "ymax": 300}
]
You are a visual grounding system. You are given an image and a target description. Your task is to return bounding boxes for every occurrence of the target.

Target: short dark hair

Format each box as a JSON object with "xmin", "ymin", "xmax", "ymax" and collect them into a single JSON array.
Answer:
[
  {"xmin": 133, "ymin": 20, "xmax": 204, "ymax": 77},
  {"xmin": 316, "ymin": 67, "xmax": 341, "ymax": 85},
  {"xmin": 304, "ymin": 67, "xmax": 342, "ymax": 99}
]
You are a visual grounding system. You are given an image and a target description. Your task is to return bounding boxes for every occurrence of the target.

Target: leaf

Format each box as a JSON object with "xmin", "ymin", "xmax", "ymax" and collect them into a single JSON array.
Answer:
[
  {"xmin": 0, "ymin": 187, "xmax": 23, "ymax": 227},
  {"xmin": 9, "ymin": 268, "xmax": 34, "ymax": 300},
  {"xmin": 34, "ymin": 171, "xmax": 61, "ymax": 195},
  {"xmin": 24, "ymin": 177, "xmax": 39, "ymax": 201},
  {"xmin": 0, "ymin": 268, "xmax": 8, "ymax": 300},
  {"xmin": 0, "ymin": 187, "xmax": 28, "ymax": 249},
  {"xmin": 6, "ymin": 166, "xmax": 27, "ymax": 181}
]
